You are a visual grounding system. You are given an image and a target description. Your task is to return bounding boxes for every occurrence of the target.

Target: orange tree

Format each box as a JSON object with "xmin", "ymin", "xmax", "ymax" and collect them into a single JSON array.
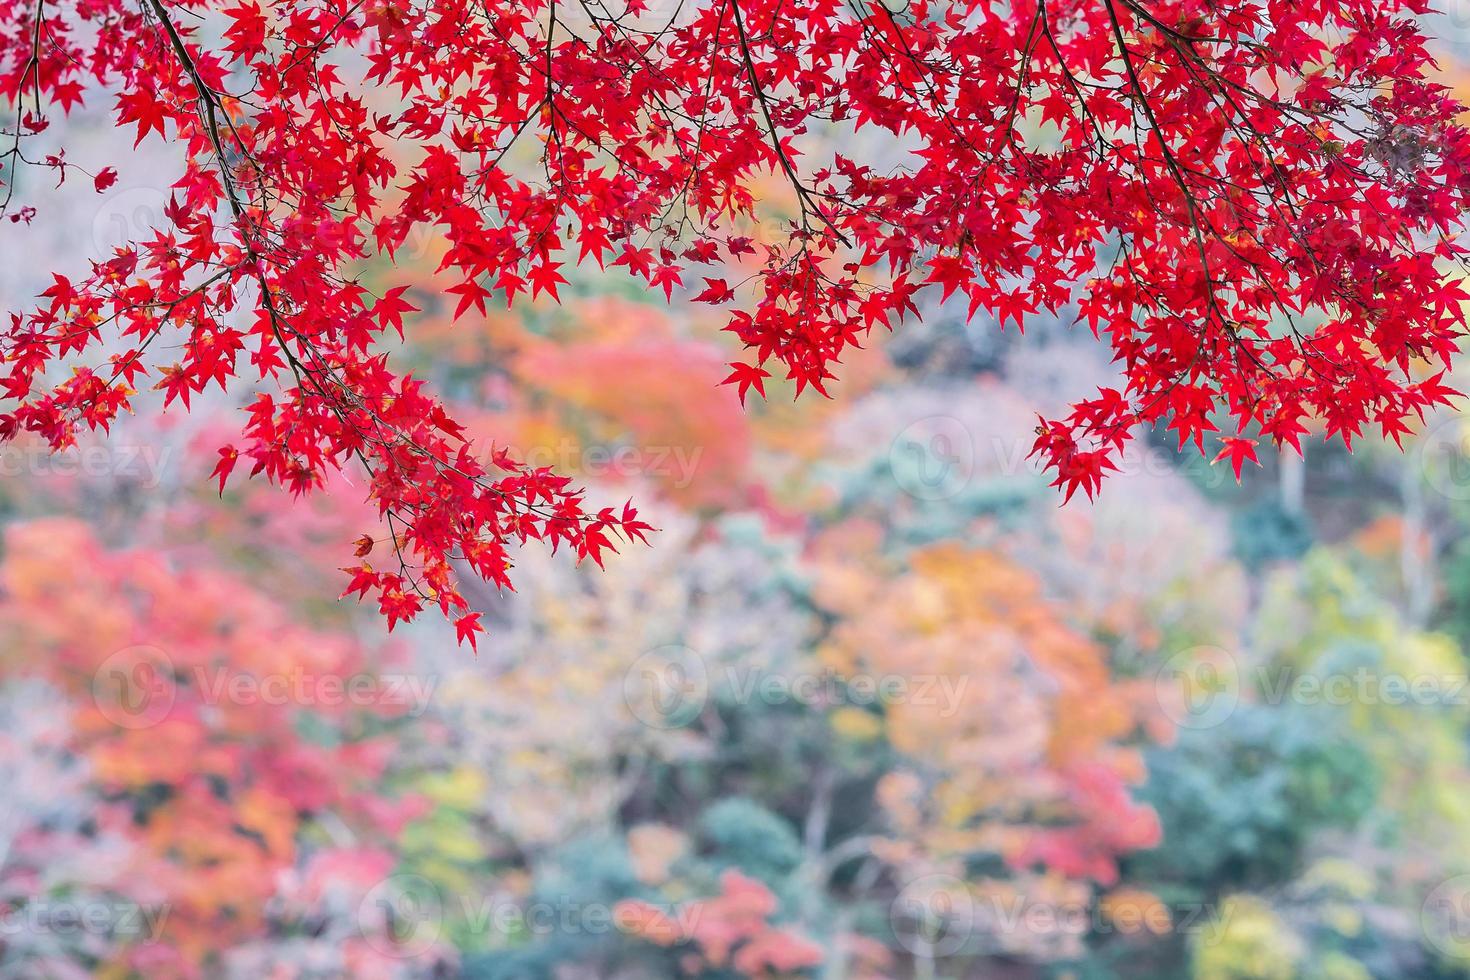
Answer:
[{"xmin": 0, "ymin": 518, "xmax": 432, "ymax": 977}]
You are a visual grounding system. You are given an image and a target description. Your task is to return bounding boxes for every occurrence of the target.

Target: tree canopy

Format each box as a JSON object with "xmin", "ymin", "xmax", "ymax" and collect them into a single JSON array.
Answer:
[{"xmin": 2, "ymin": 0, "xmax": 1467, "ymax": 640}]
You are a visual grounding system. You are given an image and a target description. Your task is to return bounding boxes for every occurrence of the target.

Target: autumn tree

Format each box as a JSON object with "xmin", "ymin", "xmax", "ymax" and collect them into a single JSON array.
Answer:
[
  {"xmin": 0, "ymin": 519, "xmax": 432, "ymax": 976},
  {"xmin": 1, "ymin": 0, "xmax": 1467, "ymax": 638}
]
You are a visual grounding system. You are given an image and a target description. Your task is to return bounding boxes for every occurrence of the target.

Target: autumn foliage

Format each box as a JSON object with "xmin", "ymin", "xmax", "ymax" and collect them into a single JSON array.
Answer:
[
  {"xmin": 4, "ymin": 260, "xmax": 1470, "ymax": 975},
  {"xmin": 2, "ymin": 0, "xmax": 1468, "ymax": 637},
  {"xmin": 0, "ymin": 519, "xmax": 427, "ymax": 976}
]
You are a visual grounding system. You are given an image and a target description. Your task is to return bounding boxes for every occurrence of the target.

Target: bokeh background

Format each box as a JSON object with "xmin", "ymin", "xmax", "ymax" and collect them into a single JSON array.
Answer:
[{"xmin": 9, "ymin": 13, "xmax": 1470, "ymax": 980}]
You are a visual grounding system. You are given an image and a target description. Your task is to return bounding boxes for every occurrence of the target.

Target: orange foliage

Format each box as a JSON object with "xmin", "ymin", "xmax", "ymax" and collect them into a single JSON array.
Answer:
[
  {"xmin": 616, "ymin": 870, "xmax": 824, "ymax": 978},
  {"xmin": 0, "ymin": 520, "xmax": 425, "ymax": 977},
  {"xmin": 811, "ymin": 531, "xmax": 1160, "ymax": 886}
]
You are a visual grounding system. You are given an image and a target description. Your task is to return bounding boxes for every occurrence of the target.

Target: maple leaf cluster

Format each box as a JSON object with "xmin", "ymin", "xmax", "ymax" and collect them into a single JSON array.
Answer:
[{"xmin": 1, "ymin": 0, "xmax": 1467, "ymax": 635}]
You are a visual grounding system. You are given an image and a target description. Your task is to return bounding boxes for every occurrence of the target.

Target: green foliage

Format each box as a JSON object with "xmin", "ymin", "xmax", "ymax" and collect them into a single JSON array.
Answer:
[
  {"xmin": 697, "ymin": 798, "xmax": 804, "ymax": 886},
  {"xmin": 1138, "ymin": 706, "xmax": 1378, "ymax": 892},
  {"xmin": 1231, "ymin": 499, "xmax": 1314, "ymax": 569}
]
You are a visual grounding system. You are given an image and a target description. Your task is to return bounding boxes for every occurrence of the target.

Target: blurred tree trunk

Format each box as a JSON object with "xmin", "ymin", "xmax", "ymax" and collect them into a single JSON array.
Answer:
[
  {"xmin": 1280, "ymin": 446, "xmax": 1305, "ymax": 515},
  {"xmin": 1402, "ymin": 461, "xmax": 1433, "ymax": 628}
]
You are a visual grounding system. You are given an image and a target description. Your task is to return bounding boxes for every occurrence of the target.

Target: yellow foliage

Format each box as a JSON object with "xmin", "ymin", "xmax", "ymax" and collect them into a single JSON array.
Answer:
[{"xmin": 1192, "ymin": 896, "xmax": 1301, "ymax": 980}]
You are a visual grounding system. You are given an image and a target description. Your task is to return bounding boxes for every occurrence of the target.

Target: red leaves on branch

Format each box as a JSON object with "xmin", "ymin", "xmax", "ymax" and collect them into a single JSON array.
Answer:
[{"xmin": 1, "ymin": 0, "xmax": 1468, "ymax": 639}]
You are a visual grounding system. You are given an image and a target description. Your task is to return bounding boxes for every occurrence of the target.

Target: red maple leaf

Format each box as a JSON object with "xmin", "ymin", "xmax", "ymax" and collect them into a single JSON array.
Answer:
[
  {"xmin": 721, "ymin": 362, "xmax": 770, "ymax": 406},
  {"xmin": 1211, "ymin": 437, "xmax": 1261, "ymax": 482}
]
